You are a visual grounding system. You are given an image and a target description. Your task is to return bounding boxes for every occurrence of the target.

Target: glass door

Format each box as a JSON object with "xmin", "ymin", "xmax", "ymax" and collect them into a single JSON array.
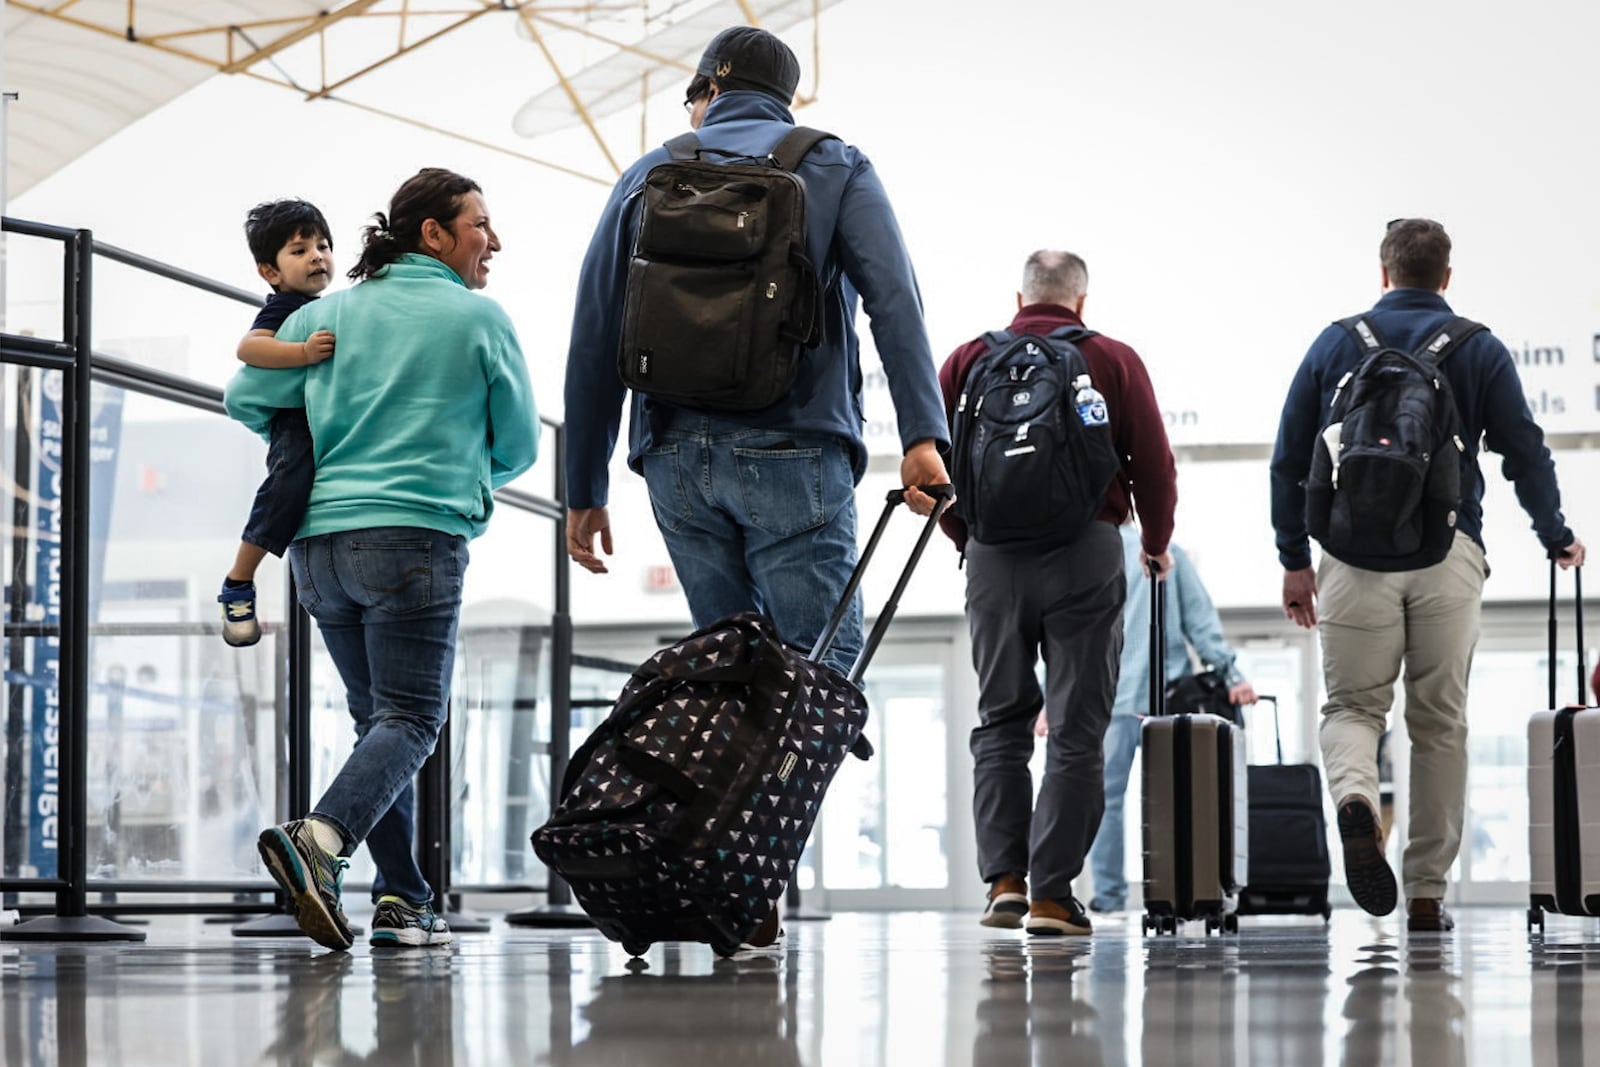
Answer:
[{"xmin": 803, "ymin": 631, "xmax": 964, "ymax": 910}]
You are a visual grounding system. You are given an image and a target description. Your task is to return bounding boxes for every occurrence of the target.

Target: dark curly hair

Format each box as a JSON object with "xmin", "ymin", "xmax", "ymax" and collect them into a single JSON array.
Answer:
[{"xmin": 347, "ymin": 168, "xmax": 483, "ymax": 283}]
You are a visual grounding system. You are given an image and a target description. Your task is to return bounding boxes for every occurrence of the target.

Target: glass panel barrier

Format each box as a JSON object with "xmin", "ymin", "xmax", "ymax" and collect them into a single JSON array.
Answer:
[
  {"xmin": 815, "ymin": 662, "xmax": 948, "ymax": 891},
  {"xmin": 451, "ymin": 506, "xmax": 557, "ymax": 889},
  {"xmin": 84, "ymin": 382, "xmax": 291, "ymax": 883}
]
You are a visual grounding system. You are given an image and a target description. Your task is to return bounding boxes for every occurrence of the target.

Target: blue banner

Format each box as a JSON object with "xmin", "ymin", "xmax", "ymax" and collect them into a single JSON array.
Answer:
[{"xmin": 24, "ymin": 375, "xmax": 122, "ymax": 875}]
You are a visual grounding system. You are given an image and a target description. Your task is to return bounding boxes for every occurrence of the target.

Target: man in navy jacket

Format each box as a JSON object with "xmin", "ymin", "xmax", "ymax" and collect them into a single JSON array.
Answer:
[
  {"xmin": 562, "ymin": 26, "xmax": 950, "ymax": 679},
  {"xmin": 1270, "ymin": 218, "xmax": 1584, "ymax": 933}
]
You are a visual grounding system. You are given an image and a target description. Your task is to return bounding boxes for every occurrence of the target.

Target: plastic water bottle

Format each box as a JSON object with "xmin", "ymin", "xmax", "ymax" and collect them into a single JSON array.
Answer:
[{"xmin": 1074, "ymin": 374, "xmax": 1108, "ymax": 427}]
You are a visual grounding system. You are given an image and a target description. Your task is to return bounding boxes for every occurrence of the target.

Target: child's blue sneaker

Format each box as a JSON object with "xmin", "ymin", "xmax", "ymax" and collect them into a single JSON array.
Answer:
[{"xmin": 218, "ymin": 580, "xmax": 261, "ymax": 647}]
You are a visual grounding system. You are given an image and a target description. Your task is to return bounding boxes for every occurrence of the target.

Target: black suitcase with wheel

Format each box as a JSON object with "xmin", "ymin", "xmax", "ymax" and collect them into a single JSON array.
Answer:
[
  {"xmin": 1236, "ymin": 696, "xmax": 1333, "ymax": 919},
  {"xmin": 531, "ymin": 488, "xmax": 951, "ymax": 957}
]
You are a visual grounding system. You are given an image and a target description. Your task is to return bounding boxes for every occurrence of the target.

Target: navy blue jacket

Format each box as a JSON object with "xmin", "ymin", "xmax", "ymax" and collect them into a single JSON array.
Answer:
[
  {"xmin": 1270, "ymin": 288, "xmax": 1573, "ymax": 571},
  {"xmin": 562, "ymin": 91, "xmax": 949, "ymax": 510}
]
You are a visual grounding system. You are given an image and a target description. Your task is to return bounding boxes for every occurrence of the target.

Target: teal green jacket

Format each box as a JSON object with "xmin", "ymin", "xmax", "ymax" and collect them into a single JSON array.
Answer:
[{"xmin": 223, "ymin": 254, "xmax": 539, "ymax": 540}]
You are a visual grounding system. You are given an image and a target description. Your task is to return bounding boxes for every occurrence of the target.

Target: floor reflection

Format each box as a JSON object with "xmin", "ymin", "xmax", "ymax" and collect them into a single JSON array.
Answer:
[{"xmin": 2, "ymin": 909, "xmax": 1599, "ymax": 1065}]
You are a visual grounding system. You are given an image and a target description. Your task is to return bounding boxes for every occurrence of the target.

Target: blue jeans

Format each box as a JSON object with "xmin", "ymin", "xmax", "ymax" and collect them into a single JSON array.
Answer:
[
  {"xmin": 1086, "ymin": 714, "xmax": 1142, "ymax": 908},
  {"xmin": 242, "ymin": 408, "xmax": 315, "ymax": 557},
  {"xmin": 288, "ymin": 526, "xmax": 467, "ymax": 906},
  {"xmin": 640, "ymin": 415, "xmax": 863, "ymax": 676}
]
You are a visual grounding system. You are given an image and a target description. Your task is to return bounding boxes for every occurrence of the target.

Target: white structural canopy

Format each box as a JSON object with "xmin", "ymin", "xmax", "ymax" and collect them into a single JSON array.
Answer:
[{"xmin": 4, "ymin": 0, "xmax": 841, "ymax": 198}]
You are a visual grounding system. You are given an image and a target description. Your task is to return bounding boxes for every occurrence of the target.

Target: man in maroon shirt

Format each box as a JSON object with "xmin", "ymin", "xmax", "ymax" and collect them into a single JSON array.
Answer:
[{"xmin": 939, "ymin": 249, "xmax": 1177, "ymax": 936}]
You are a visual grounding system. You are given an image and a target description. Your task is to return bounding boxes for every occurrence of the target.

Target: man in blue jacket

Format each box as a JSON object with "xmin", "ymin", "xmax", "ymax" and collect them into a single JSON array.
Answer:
[
  {"xmin": 562, "ymin": 26, "xmax": 950, "ymax": 678},
  {"xmin": 1270, "ymin": 217, "xmax": 1584, "ymax": 933}
]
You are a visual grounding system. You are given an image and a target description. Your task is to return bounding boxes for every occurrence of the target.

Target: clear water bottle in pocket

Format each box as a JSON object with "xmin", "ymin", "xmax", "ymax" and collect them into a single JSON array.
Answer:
[{"xmin": 1073, "ymin": 374, "xmax": 1108, "ymax": 427}]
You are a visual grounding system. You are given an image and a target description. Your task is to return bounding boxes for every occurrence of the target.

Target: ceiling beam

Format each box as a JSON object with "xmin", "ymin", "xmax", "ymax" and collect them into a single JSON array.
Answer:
[{"xmin": 217, "ymin": 0, "xmax": 386, "ymax": 74}]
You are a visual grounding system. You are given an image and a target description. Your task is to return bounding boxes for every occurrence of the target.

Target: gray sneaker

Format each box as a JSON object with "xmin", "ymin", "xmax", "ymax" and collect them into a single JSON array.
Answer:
[
  {"xmin": 258, "ymin": 820, "xmax": 354, "ymax": 950},
  {"xmin": 369, "ymin": 896, "xmax": 453, "ymax": 947}
]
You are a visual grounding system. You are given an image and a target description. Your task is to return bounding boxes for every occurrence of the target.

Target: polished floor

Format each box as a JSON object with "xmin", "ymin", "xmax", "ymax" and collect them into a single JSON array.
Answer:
[{"xmin": 1, "ymin": 906, "xmax": 1595, "ymax": 1066}]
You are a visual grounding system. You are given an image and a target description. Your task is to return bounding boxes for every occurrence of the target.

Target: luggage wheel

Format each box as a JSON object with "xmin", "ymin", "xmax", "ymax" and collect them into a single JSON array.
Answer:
[
  {"xmin": 1223, "ymin": 913, "xmax": 1239, "ymax": 934},
  {"xmin": 1527, "ymin": 907, "xmax": 1545, "ymax": 938},
  {"xmin": 1144, "ymin": 915, "xmax": 1177, "ymax": 936},
  {"xmin": 711, "ymin": 939, "xmax": 741, "ymax": 959},
  {"xmin": 622, "ymin": 940, "xmax": 650, "ymax": 958}
]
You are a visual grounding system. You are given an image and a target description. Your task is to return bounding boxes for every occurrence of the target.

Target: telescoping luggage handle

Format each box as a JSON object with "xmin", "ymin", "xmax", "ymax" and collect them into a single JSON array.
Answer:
[
  {"xmin": 1257, "ymin": 695, "xmax": 1284, "ymax": 765},
  {"xmin": 1148, "ymin": 559, "xmax": 1166, "ymax": 717},
  {"xmin": 810, "ymin": 484, "xmax": 955, "ymax": 686},
  {"xmin": 1547, "ymin": 559, "xmax": 1587, "ymax": 709}
]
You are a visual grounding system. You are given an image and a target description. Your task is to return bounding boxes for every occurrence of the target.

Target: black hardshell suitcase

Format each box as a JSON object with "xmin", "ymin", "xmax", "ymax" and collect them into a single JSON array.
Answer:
[
  {"xmin": 531, "ymin": 487, "xmax": 952, "ymax": 957},
  {"xmin": 1140, "ymin": 562, "xmax": 1249, "ymax": 936},
  {"xmin": 1236, "ymin": 696, "xmax": 1333, "ymax": 919}
]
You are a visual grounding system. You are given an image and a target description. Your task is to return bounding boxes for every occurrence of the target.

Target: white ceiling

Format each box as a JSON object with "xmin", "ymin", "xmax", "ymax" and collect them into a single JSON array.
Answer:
[{"xmin": 5, "ymin": 1, "xmax": 331, "ymax": 198}]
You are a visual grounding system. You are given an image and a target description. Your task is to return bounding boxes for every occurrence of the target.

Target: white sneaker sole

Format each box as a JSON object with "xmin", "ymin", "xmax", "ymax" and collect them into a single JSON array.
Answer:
[
  {"xmin": 370, "ymin": 928, "xmax": 453, "ymax": 947},
  {"xmin": 980, "ymin": 891, "xmax": 1028, "ymax": 929}
]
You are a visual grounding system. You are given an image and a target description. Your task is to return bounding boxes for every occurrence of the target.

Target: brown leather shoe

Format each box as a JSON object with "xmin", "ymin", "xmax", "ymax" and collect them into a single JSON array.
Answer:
[
  {"xmin": 1024, "ymin": 897, "xmax": 1092, "ymax": 936},
  {"xmin": 980, "ymin": 873, "xmax": 1028, "ymax": 929},
  {"xmin": 1407, "ymin": 898, "xmax": 1454, "ymax": 933},
  {"xmin": 1336, "ymin": 795, "xmax": 1398, "ymax": 916}
]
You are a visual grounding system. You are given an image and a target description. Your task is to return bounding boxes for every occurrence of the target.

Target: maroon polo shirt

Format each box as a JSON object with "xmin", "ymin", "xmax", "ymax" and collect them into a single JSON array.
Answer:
[{"xmin": 937, "ymin": 302, "xmax": 1177, "ymax": 557}]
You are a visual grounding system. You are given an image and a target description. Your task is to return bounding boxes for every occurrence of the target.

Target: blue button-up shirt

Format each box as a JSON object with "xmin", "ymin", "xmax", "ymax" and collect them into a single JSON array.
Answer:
[{"xmin": 1113, "ymin": 525, "xmax": 1241, "ymax": 717}]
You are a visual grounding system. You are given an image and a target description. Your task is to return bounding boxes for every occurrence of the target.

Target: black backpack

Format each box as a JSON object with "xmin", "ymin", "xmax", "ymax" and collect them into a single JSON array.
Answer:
[
  {"xmin": 618, "ymin": 126, "xmax": 837, "ymax": 412},
  {"xmin": 948, "ymin": 326, "xmax": 1121, "ymax": 547},
  {"xmin": 1304, "ymin": 315, "xmax": 1484, "ymax": 571}
]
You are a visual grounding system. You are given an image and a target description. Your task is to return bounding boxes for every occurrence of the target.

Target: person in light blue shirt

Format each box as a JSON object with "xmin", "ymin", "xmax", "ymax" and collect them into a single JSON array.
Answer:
[
  {"xmin": 1083, "ymin": 523, "xmax": 1255, "ymax": 913},
  {"xmin": 226, "ymin": 168, "xmax": 539, "ymax": 952}
]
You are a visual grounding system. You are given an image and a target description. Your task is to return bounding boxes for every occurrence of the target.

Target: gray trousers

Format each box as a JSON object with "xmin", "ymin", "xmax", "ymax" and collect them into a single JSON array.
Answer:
[{"xmin": 966, "ymin": 521, "xmax": 1126, "ymax": 902}]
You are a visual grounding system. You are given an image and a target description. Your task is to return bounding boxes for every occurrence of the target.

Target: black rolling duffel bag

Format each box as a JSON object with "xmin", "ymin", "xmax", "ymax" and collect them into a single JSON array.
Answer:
[
  {"xmin": 531, "ymin": 487, "xmax": 951, "ymax": 958},
  {"xmin": 1236, "ymin": 696, "xmax": 1333, "ymax": 919}
]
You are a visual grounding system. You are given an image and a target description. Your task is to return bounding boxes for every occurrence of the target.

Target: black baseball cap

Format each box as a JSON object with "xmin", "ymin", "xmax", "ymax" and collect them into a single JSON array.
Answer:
[{"xmin": 695, "ymin": 26, "xmax": 800, "ymax": 103}]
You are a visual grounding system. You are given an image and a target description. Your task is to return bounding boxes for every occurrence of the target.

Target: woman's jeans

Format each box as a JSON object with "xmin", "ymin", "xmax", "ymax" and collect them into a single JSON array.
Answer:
[
  {"xmin": 1086, "ymin": 714, "xmax": 1143, "ymax": 908},
  {"xmin": 288, "ymin": 526, "xmax": 467, "ymax": 906}
]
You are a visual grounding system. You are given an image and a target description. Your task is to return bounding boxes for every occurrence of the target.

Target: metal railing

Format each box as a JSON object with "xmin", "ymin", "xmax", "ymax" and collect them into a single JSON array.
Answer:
[{"xmin": 0, "ymin": 215, "xmax": 574, "ymax": 939}]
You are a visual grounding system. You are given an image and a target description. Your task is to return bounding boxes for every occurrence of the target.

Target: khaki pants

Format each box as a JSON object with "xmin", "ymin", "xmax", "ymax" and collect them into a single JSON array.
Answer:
[{"xmin": 1318, "ymin": 532, "xmax": 1487, "ymax": 899}]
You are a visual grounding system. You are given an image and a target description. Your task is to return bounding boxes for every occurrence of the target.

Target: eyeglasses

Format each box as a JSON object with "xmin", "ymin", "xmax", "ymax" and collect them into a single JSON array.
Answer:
[
  {"xmin": 1386, "ymin": 218, "xmax": 1406, "ymax": 231},
  {"xmin": 683, "ymin": 95, "xmax": 705, "ymax": 112}
]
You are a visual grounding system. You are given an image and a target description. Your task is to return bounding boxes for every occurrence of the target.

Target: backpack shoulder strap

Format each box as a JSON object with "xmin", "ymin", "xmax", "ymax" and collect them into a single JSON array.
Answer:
[
  {"xmin": 980, "ymin": 330, "xmax": 1015, "ymax": 352},
  {"xmin": 1045, "ymin": 325, "xmax": 1099, "ymax": 345},
  {"xmin": 1335, "ymin": 315, "xmax": 1385, "ymax": 354},
  {"xmin": 1413, "ymin": 316, "xmax": 1486, "ymax": 366},
  {"xmin": 664, "ymin": 132, "xmax": 700, "ymax": 161},
  {"xmin": 770, "ymin": 127, "xmax": 838, "ymax": 171}
]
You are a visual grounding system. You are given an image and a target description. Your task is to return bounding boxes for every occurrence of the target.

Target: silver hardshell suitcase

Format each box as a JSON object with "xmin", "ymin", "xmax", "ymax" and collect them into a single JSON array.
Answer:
[
  {"xmin": 1141, "ymin": 561, "xmax": 1249, "ymax": 935},
  {"xmin": 1527, "ymin": 562, "xmax": 1596, "ymax": 936}
]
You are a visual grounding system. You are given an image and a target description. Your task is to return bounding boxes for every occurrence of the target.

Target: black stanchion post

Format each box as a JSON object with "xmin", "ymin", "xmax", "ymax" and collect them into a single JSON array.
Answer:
[
  {"xmin": 6, "ymin": 228, "xmax": 142, "ymax": 940},
  {"xmin": 418, "ymin": 705, "xmax": 489, "ymax": 932}
]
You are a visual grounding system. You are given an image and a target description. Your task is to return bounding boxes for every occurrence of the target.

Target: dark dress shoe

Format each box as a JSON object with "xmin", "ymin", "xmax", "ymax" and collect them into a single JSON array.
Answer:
[{"xmin": 1406, "ymin": 898, "xmax": 1454, "ymax": 932}]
